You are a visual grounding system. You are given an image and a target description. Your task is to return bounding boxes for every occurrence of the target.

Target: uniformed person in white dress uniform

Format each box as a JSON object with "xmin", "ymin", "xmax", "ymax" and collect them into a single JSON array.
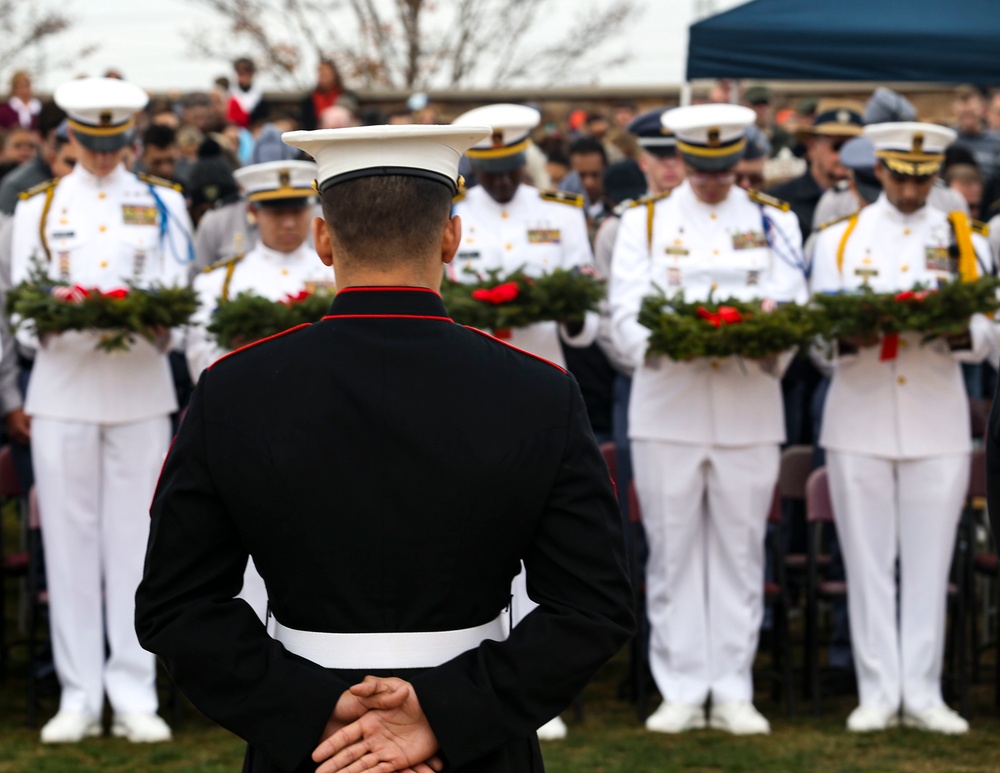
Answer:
[
  {"xmin": 187, "ymin": 160, "xmax": 333, "ymax": 622},
  {"xmin": 187, "ymin": 160, "xmax": 333, "ymax": 379},
  {"xmin": 449, "ymin": 103, "xmax": 600, "ymax": 742},
  {"xmin": 10, "ymin": 78, "xmax": 192, "ymax": 744},
  {"xmin": 810, "ymin": 122, "xmax": 994, "ymax": 735},
  {"xmin": 449, "ymin": 104, "xmax": 599, "ymax": 369},
  {"xmin": 610, "ymin": 104, "xmax": 807, "ymax": 736}
]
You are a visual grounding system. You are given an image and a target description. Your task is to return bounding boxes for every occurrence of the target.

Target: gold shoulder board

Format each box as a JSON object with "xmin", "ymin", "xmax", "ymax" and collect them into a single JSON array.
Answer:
[
  {"xmin": 539, "ymin": 189, "xmax": 584, "ymax": 207},
  {"xmin": 138, "ymin": 172, "xmax": 183, "ymax": 192},
  {"xmin": 19, "ymin": 178, "xmax": 59, "ymax": 201},
  {"xmin": 816, "ymin": 211, "xmax": 859, "ymax": 232},
  {"xmin": 628, "ymin": 190, "xmax": 671, "ymax": 208},
  {"xmin": 971, "ymin": 219, "xmax": 990, "ymax": 237},
  {"xmin": 452, "ymin": 190, "xmax": 466, "ymax": 204},
  {"xmin": 748, "ymin": 189, "xmax": 791, "ymax": 212},
  {"xmin": 203, "ymin": 254, "xmax": 245, "ymax": 274}
]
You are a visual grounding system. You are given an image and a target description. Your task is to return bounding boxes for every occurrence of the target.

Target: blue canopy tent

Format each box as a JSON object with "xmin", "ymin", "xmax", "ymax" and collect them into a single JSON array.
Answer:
[{"xmin": 687, "ymin": 0, "xmax": 1000, "ymax": 84}]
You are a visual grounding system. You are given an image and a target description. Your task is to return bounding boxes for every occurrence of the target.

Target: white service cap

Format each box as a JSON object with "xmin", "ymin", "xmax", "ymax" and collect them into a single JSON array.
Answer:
[
  {"xmin": 452, "ymin": 104, "xmax": 540, "ymax": 171},
  {"xmin": 55, "ymin": 77, "xmax": 148, "ymax": 152},
  {"xmin": 864, "ymin": 121, "xmax": 957, "ymax": 176},
  {"xmin": 663, "ymin": 104, "xmax": 756, "ymax": 171},
  {"xmin": 282, "ymin": 124, "xmax": 492, "ymax": 194},
  {"xmin": 234, "ymin": 160, "xmax": 318, "ymax": 206}
]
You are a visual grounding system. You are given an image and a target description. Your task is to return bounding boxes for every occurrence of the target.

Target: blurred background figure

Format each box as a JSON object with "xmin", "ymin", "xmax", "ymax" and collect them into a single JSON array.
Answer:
[
  {"xmin": 299, "ymin": 59, "xmax": 343, "ymax": 131},
  {"xmin": 0, "ymin": 70, "xmax": 40, "ymax": 130}
]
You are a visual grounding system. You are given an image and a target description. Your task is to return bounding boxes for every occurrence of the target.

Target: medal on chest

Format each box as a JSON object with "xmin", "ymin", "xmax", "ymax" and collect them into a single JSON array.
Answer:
[
  {"xmin": 731, "ymin": 230, "xmax": 768, "ymax": 250},
  {"xmin": 853, "ymin": 251, "xmax": 879, "ymax": 285}
]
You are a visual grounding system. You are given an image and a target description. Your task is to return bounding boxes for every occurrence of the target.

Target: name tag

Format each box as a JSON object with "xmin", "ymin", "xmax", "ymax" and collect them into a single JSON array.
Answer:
[
  {"xmin": 122, "ymin": 205, "xmax": 159, "ymax": 226},
  {"xmin": 457, "ymin": 250, "xmax": 481, "ymax": 260},
  {"xmin": 665, "ymin": 246, "xmax": 690, "ymax": 257},
  {"xmin": 924, "ymin": 246, "xmax": 951, "ymax": 273},
  {"xmin": 731, "ymin": 231, "xmax": 768, "ymax": 250},
  {"xmin": 527, "ymin": 229, "xmax": 561, "ymax": 244}
]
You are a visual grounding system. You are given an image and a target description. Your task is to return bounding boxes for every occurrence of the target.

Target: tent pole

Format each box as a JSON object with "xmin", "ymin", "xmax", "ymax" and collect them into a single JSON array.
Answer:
[{"xmin": 681, "ymin": 82, "xmax": 692, "ymax": 106}]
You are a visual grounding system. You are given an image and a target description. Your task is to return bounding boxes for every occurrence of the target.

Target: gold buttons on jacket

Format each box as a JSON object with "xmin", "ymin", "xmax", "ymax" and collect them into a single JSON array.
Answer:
[
  {"xmin": 903, "ymin": 228, "xmax": 910, "ymax": 236},
  {"xmin": 505, "ymin": 243, "xmax": 512, "ymax": 250},
  {"xmin": 98, "ymin": 225, "xmax": 107, "ymax": 233},
  {"xmin": 501, "ymin": 211, "xmax": 509, "ymax": 219},
  {"xmin": 98, "ymin": 192, "xmax": 107, "ymax": 200},
  {"xmin": 897, "ymin": 376, "xmax": 906, "ymax": 385},
  {"xmin": 100, "ymin": 261, "xmax": 108, "ymax": 268},
  {"xmin": 710, "ymin": 213, "xmax": 717, "ymax": 221}
]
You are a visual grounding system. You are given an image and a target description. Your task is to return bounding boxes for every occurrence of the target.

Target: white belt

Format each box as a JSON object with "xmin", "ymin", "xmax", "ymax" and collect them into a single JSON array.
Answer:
[{"xmin": 270, "ymin": 612, "xmax": 509, "ymax": 670}]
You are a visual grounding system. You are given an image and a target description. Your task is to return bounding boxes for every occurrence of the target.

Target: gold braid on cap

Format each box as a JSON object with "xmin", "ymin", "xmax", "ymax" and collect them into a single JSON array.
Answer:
[
  {"xmin": 876, "ymin": 149, "xmax": 944, "ymax": 177},
  {"xmin": 466, "ymin": 138, "xmax": 531, "ymax": 159},
  {"xmin": 67, "ymin": 117, "xmax": 135, "ymax": 137},
  {"xmin": 676, "ymin": 137, "xmax": 747, "ymax": 158}
]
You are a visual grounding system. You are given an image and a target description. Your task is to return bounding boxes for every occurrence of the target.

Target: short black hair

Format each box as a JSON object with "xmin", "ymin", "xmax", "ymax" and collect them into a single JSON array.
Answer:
[
  {"xmin": 321, "ymin": 175, "xmax": 453, "ymax": 268},
  {"xmin": 38, "ymin": 101, "xmax": 66, "ymax": 138},
  {"xmin": 143, "ymin": 124, "xmax": 177, "ymax": 150},
  {"xmin": 547, "ymin": 149, "xmax": 570, "ymax": 167},
  {"xmin": 569, "ymin": 136, "xmax": 607, "ymax": 165}
]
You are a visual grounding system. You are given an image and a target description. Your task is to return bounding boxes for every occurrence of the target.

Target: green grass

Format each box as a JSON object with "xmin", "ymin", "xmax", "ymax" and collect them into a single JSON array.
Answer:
[{"xmin": 3, "ymin": 503, "xmax": 1000, "ymax": 771}]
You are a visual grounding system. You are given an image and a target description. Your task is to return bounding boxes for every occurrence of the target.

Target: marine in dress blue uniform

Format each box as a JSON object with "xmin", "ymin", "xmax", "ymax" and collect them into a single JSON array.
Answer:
[{"xmin": 135, "ymin": 124, "xmax": 634, "ymax": 773}]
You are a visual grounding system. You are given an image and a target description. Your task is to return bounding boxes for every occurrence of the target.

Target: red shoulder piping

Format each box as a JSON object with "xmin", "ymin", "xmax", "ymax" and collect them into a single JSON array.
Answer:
[
  {"xmin": 207, "ymin": 323, "xmax": 312, "ymax": 370},
  {"xmin": 463, "ymin": 326, "xmax": 568, "ymax": 374}
]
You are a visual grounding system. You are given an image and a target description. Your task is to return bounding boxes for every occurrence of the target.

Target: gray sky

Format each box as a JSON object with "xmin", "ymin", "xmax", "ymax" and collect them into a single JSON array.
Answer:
[{"xmin": 33, "ymin": 0, "xmax": 747, "ymax": 92}]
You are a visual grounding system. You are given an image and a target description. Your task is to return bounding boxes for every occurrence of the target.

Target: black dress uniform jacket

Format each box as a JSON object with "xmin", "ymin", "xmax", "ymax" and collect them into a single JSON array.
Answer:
[
  {"xmin": 135, "ymin": 286, "xmax": 634, "ymax": 773},
  {"xmin": 766, "ymin": 169, "xmax": 825, "ymax": 240}
]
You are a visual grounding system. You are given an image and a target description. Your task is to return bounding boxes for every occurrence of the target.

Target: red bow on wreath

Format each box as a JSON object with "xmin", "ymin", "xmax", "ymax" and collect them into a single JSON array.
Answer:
[
  {"xmin": 696, "ymin": 305, "xmax": 743, "ymax": 327},
  {"xmin": 102, "ymin": 288, "xmax": 129, "ymax": 300},
  {"xmin": 894, "ymin": 290, "xmax": 932, "ymax": 302},
  {"xmin": 51, "ymin": 284, "xmax": 91, "ymax": 302},
  {"xmin": 282, "ymin": 289, "xmax": 313, "ymax": 306},
  {"xmin": 881, "ymin": 290, "xmax": 932, "ymax": 360},
  {"xmin": 472, "ymin": 281, "xmax": 520, "ymax": 305}
]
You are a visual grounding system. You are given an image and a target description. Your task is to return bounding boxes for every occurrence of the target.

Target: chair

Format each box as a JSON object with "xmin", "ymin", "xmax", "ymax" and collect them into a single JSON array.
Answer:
[
  {"xmin": 778, "ymin": 445, "xmax": 818, "ymax": 577},
  {"xmin": 24, "ymin": 487, "xmax": 48, "ymax": 728},
  {"xmin": 804, "ymin": 468, "xmax": 846, "ymax": 714},
  {"xmin": 0, "ymin": 444, "xmax": 28, "ymax": 680},
  {"xmin": 806, "ymin": 467, "xmax": 969, "ymax": 716},
  {"xmin": 627, "ymin": 482, "xmax": 650, "ymax": 721},
  {"xmin": 761, "ymin": 485, "xmax": 797, "ymax": 717},
  {"xmin": 966, "ymin": 446, "xmax": 999, "ymax": 707}
]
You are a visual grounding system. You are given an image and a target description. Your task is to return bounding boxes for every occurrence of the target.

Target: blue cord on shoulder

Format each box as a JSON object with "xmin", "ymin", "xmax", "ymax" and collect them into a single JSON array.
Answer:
[
  {"xmin": 759, "ymin": 206, "xmax": 808, "ymax": 278},
  {"xmin": 146, "ymin": 182, "xmax": 194, "ymax": 265}
]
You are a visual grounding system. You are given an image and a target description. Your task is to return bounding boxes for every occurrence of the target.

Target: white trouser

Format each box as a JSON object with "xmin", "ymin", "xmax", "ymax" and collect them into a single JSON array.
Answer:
[
  {"xmin": 633, "ymin": 440, "xmax": 778, "ymax": 706},
  {"xmin": 32, "ymin": 415, "xmax": 171, "ymax": 718},
  {"xmin": 826, "ymin": 450, "xmax": 967, "ymax": 714}
]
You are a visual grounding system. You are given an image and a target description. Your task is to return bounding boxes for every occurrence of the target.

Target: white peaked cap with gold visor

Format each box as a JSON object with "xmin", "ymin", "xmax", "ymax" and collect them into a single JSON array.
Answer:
[{"xmin": 282, "ymin": 125, "xmax": 494, "ymax": 194}]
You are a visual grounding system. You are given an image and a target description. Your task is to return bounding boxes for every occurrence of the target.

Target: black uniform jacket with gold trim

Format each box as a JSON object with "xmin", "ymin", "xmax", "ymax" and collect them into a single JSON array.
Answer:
[{"xmin": 136, "ymin": 287, "xmax": 634, "ymax": 773}]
